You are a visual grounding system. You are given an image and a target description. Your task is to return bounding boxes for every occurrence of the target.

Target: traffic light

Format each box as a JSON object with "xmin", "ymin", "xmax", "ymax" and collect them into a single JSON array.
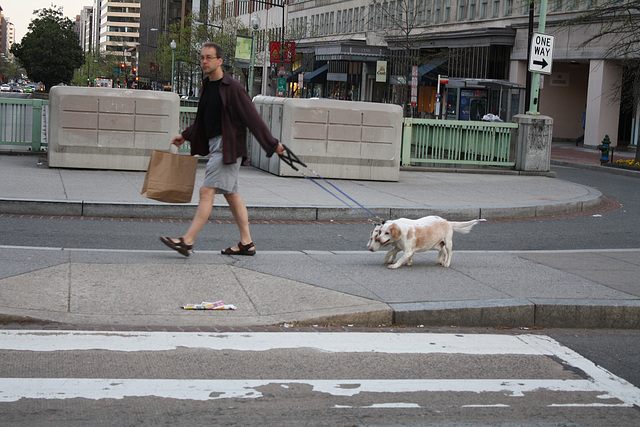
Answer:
[
  {"xmin": 120, "ymin": 63, "xmax": 125, "ymax": 69},
  {"xmin": 132, "ymin": 67, "xmax": 137, "ymax": 74}
]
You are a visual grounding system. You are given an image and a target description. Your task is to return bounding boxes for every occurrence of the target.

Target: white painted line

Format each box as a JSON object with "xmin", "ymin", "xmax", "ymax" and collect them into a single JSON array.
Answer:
[
  {"xmin": 462, "ymin": 404, "xmax": 510, "ymax": 408},
  {"xmin": 1, "ymin": 331, "xmax": 639, "ymax": 407},
  {"xmin": 0, "ymin": 378, "xmax": 631, "ymax": 405},
  {"xmin": 1, "ymin": 245, "xmax": 638, "ymax": 255},
  {"xmin": 0, "ymin": 330, "xmax": 552, "ymax": 355}
]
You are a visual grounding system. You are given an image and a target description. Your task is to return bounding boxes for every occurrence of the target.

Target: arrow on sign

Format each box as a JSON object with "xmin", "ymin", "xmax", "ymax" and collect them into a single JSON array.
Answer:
[{"xmin": 532, "ymin": 58, "xmax": 549, "ymax": 69}]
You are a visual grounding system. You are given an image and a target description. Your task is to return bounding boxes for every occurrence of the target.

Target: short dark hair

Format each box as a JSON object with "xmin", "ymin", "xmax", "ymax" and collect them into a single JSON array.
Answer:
[{"xmin": 202, "ymin": 42, "xmax": 223, "ymax": 59}]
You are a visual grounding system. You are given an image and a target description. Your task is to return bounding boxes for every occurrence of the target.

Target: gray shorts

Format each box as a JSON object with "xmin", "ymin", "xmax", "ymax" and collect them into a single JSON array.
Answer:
[{"xmin": 202, "ymin": 136, "xmax": 241, "ymax": 194}]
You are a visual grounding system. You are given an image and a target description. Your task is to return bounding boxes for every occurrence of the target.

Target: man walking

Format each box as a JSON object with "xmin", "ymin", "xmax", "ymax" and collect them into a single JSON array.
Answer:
[{"xmin": 161, "ymin": 42, "xmax": 284, "ymax": 257}]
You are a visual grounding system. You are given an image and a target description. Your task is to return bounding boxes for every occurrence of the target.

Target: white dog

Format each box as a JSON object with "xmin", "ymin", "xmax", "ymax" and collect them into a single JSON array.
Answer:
[{"xmin": 368, "ymin": 216, "xmax": 485, "ymax": 269}]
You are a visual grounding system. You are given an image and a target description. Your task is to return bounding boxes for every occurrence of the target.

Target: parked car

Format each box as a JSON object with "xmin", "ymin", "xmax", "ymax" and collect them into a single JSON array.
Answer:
[
  {"xmin": 0, "ymin": 84, "xmax": 11, "ymax": 92},
  {"xmin": 23, "ymin": 85, "xmax": 35, "ymax": 93},
  {"xmin": 11, "ymin": 84, "xmax": 23, "ymax": 92}
]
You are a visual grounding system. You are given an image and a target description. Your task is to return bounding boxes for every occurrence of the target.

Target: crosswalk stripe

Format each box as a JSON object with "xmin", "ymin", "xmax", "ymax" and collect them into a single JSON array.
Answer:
[
  {"xmin": 1, "ymin": 331, "xmax": 639, "ymax": 407},
  {"xmin": 0, "ymin": 330, "xmax": 570, "ymax": 354},
  {"xmin": 0, "ymin": 378, "xmax": 633, "ymax": 404}
]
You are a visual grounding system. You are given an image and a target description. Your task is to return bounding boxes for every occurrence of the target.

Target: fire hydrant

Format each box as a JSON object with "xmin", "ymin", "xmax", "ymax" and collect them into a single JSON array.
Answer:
[{"xmin": 597, "ymin": 135, "xmax": 611, "ymax": 165}]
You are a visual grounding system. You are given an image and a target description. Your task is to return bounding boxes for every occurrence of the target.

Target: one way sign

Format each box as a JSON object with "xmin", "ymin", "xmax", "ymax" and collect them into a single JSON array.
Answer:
[{"xmin": 529, "ymin": 32, "xmax": 554, "ymax": 74}]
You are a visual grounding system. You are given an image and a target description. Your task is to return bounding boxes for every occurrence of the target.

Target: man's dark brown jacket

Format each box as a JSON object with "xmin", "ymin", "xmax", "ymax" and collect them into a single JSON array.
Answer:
[{"xmin": 182, "ymin": 71, "xmax": 279, "ymax": 164}]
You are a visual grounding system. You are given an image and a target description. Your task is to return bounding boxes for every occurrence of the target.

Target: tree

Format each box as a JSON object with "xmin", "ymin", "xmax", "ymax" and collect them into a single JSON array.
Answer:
[
  {"xmin": 369, "ymin": 0, "xmax": 437, "ymax": 116},
  {"xmin": 10, "ymin": 7, "xmax": 84, "ymax": 91},
  {"xmin": 562, "ymin": 0, "xmax": 640, "ymax": 161}
]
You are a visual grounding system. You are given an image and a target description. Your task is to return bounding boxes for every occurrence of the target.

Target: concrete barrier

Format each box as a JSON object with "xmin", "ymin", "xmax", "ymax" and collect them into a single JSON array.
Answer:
[
  {"xmin": 251, "ymin": 97, "xmax": 403, "ymax": 181},
  {"xmin": 48, "ymin": 87, "xmax": 180, "ymax": 170}
]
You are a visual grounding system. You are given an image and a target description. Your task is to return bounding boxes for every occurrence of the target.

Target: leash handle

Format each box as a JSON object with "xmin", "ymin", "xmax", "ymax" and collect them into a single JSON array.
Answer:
[{"xmin": 278, "ymin": 144, "xmax": 307, "ymax": 171}]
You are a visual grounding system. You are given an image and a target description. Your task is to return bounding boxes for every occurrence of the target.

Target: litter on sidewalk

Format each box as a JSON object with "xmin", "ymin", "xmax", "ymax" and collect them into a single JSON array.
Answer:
[{"xmin": 181, "ymin": 301, "xmax": 237, "ymax": 310}]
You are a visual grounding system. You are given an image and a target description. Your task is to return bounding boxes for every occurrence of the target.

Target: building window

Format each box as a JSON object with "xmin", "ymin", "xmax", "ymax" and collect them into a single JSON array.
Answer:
[
  {"xmin": 492, "ymin": 0, "xmax": 500, "ymax": 17},
  {"xmin": 458, "ymin": 0, "xmax": 467, "ymax": 21},
  {"xmin": 409, "ymin": 0, "xmax": 415, "ymax": 23},
  {"xmin": 383, "ymin": 4, "xmax": 388, "ymax": 28},
  {"xmin": 504, "ymin": 0, "xmax": 513, "ymax": 16},
  {"xmin": 479, "ymin": 0, "xmax": 488, "ymax": 19},
  {"xmin": 425, "ymin": 0, "xmax": 432, "ymax": 24},
  {"xmin": 353, "ymin": 8, "xmax": 359, "ymax": 31},
  {"xmin": 469, "ymin": 0, "xmax": 477, "ymax": 20},
  {"xmin": 388, "ymin": 1, "xmax": 394, "ymax": 25},
  {"xmin": 360, "ymin": 7, "xmax": 365, "ymax": 30},
  {"xmin": 337, "ymin": 11, "xmax": 342, "ymax": 33},
  {"xmin": 330, "ymin": 12, "xmax": 334, "ymax": 34},
  {"xmin": 444, "ymin": 0, "xmax": 451, "ymax": 22},
  {"xmin": 434, "ymin": 0, "xmax": 441, "ymax": 23},
  {"xmin": 344, "ymin": 8, "xmax": 348, "ymax": 32}
]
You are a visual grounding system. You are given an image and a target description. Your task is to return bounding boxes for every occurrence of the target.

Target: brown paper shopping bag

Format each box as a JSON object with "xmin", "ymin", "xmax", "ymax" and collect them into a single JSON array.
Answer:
[{"xmin": 141, "ymin": 145, "xmax": 198, "ymax": 203}]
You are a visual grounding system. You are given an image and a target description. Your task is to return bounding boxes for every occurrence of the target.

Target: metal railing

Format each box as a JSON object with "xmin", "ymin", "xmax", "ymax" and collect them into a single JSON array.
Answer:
[
  {"xmin": 0, "ymin": 98, "xmax": 48, "ymax": 151},
  {"xmin": 401, "ymin": 118, "xmax": 518, "ymax": 167},
  {"xmin": 1, "ymin": 98, "xmax": 518, "ymax": 169}
]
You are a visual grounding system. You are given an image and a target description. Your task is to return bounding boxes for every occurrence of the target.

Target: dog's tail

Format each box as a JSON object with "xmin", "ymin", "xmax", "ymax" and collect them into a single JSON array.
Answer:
[{"xmin": 451, "ymin": 218, "xmax": 486, "ymax": 234}]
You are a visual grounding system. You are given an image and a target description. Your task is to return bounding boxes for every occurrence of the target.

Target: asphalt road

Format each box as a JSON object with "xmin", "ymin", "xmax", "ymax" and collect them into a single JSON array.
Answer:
[
  {"xmin": 0, "ymin": 165, "xmax": 637, "ymax": 252},
  {"xmin": 1, "ymin": 330, "xmax": 639, "ymax": 426},
  {"xmin": 1, "ymin": 164, "xmax": 639, "ymax": 425}
]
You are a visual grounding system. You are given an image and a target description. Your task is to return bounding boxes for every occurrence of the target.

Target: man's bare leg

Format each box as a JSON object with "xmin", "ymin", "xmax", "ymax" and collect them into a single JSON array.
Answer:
[
  {"xmin": 178, "ymin": 186, "xmax": 216, "ymax": 246},
  {"xmin": 224, "ymin": 192, "xmax": 253, "ymax": 251}
]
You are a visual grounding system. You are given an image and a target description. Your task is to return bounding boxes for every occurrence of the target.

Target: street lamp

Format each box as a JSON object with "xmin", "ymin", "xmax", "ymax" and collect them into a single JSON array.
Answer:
[
  {"xmin": 170, "ymin": 39, "xmax": 177, "ymax": 92},
  {"xmin": 248, "ymin": 14, "xmax": 261, "ymax": 98}
]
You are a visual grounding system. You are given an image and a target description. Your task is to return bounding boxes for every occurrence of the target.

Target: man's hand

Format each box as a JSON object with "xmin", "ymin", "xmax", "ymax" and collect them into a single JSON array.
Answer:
[
  {"xmin": 172, "ymin": 135, "xmax": 185, "ymax": 147},
  {"xmin": 275, "ymin": 143, "xmax": 285, "ymax": 156}
]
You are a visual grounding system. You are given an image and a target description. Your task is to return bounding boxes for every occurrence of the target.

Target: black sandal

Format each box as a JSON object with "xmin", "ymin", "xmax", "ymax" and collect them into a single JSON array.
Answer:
[
  {"xmin": 221, "ymin": 241, "xmax": 256, "ymax": 256},
  {"xmin": 160, "ymin": 236, "xmax": 193, "ymax": 257}
]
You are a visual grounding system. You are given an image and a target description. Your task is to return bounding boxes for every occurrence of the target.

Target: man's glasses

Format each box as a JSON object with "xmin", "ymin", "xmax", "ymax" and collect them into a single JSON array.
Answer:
[{"xmin": 200, "ymin": 55, "xmax": 221, "ymax": 62}]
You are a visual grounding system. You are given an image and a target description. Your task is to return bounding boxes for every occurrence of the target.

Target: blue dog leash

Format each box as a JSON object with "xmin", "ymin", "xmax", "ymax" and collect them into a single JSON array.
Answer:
[{"xmin": 278, "ymin": 144, "xmax": 384, "ymax": 224}]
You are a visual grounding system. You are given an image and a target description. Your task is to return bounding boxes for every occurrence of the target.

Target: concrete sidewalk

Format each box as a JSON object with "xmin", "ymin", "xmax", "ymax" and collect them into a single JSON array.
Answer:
[
  {"xmin": 0, "ymin": 149, "xmax": 605, "ymax": 221},
  {"xmin": 0, "ymin": 143, "xmax": 638, "ymax": 329},
  {"xmin": 0, "ymin": 247, "xmax": 638, "ymax": 329}
]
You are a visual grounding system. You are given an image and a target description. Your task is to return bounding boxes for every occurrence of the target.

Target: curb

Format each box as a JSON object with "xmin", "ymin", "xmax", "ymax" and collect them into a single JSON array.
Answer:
[
  {"xmin": 551, "ymin": 159, "xmax": 640, "ymax": 178},
  {"xmin": 2, "ymin": 298, "xmax": 639, "ymax": 329},
  {"xmin": 0, "ymin": 190, "xmax": 603, "ymax": 221},
  {"xmin": 391, "ymin": 298, "xmax": 640, "ymax": 329}
]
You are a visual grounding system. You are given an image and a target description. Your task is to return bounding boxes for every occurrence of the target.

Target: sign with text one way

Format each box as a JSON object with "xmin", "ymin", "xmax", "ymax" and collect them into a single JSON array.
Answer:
[{"xmin": 529, "ymin": 32, "xmax": 554, "ymax": 75}]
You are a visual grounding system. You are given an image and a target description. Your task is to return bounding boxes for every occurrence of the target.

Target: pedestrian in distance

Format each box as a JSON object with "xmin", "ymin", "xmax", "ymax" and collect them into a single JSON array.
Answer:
[{"xmin": 161, "ymin": 42, "xmax": 285, "ymax": 257}]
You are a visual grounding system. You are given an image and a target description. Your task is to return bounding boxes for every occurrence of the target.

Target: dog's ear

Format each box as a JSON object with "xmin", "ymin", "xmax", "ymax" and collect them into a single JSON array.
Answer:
[{"xmin": 390, "ymin": 224, "xmax": 402, "ymax": 241}]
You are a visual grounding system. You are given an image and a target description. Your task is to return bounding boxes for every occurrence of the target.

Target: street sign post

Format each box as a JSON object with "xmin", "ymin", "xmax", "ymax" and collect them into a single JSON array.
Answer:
[
  {"xmin": 526, "ymin": 0, "xmax": 551, "ymax": 115},
  {"xmin": 528, "ymin": 32, "xmax": 554, "ymax": 75}
]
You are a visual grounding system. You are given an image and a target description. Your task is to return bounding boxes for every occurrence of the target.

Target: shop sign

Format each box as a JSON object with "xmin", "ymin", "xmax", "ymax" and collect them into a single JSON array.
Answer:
[
  {"xmin": 411, "ymin": 66, "xmax": 418, "ymax": 108},
  {"xmin": 376, "ymin": 61, "xmax": 387, "ymax": 83},
  {"xmin": 270, "ymin": 42, "xmax": 281, "ymax": 63},
  {"xmin": 284, "ymin": 42, "xmax": 295, "ymax": 63}
]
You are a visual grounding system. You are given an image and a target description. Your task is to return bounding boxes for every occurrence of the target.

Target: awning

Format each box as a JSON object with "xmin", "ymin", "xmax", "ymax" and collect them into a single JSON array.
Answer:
[
  {"xmin": 303, "ymin": 64, "xmax": 328, "ymax": 83},
  {"xmin": 315, "ymin": 43, "xmax": 390, "ymax": 61},
  {"xmin": 286, "ymin": 66, "xmax": 303, "ymax": 82},
  {"xmin": 418, "ymin": 57, "xmax": 448, "ymax": 77},
  {"xmin": 419, "ymin": 58, "xmax": 449, "ymax": 83}
]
